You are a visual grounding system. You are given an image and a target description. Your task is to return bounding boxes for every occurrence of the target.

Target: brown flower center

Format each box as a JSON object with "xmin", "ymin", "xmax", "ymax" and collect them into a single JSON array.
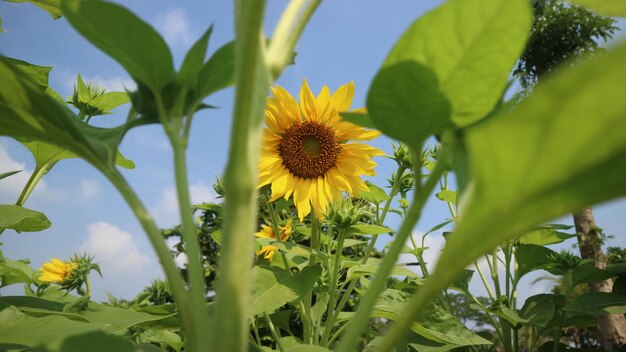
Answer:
[{"xmin": 279, "ymin": 121, "xmax": 340, "ymax": 179}]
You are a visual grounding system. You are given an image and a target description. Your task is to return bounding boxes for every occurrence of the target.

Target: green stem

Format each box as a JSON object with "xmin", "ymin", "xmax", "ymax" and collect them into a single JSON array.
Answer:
[
  {"xmin": 171, "ymin": 136, "xmax": 211, "ymax": 350},
  {"xmin": 104, "ymin": 168, "xmax": 192, "ymax": 344},
  {"xmin": 264, "ymin": 312, "xmax": 286, "ymax": 352},
  {"xmin": 336, "ymin": 145, "xmax": 445, "ymax": 352},
  {"xmin": 327, "ymin": 321, "xmax": 349, "ymax": 347},
  {"xmin": 303, "ymin": 212, "xmax": 320, "ymax": 344},
  {"xmin": 15, "ymin": 163, "xmax": 49, "ymax": 206},
  {"xmin": 84, "ymin": 275, "xmax": 91, "ymax": 297},
  {"xmin": 250, "ymin": 318, "xmax": 262, "ymax": 346},
  {"xmin": 474, "ymin": 262, "xmax": 496, "ymax": 301},
  {"xmin": 212, "ymin": 1, "xmax": 268, "ymax": 351},
  {"xmin": 267, "ymin": 0, "xmax": 322, "ymax": 78},
  {"xmin": 322, "ymin": 227, "xmax": 346, "ymax": 345},
  {"xmin": 379, "ymin": 166, "xmax": 406, "ymax": 222}
]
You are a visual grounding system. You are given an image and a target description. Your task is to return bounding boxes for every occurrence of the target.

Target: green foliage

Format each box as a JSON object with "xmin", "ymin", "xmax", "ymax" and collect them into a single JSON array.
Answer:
[
  {"xmin": 4, "ymin": 0, "xmax": 62, "ymax": 19},
  {"xmin": 0, "ymin": 205, "xmax": 51, "ymax": 232},
  {"xmin": 570, "ymin": 0, "xmax": 626, "ymax": 16},
  {"xmin": 514, "ymin": 0, "xmax": 618, "ymax": 90}
]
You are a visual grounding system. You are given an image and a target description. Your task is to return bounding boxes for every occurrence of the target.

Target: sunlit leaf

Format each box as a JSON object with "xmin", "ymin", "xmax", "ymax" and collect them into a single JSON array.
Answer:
[
  {"xmin": 358, "ymin": 181, "xmax": 389, "ymax": 205},
  {"xmin": 348, "ymin": 224, "xmax": 392, "ymax": 236},
  {"xmin": 516, "ymin": 228, "xmax": 576, "ymax": 246},
  {"xmin": 62, "ymin": 0, "xmax": 175, "ymax": 91},
  {"xmin": 250, "ymin": 265, "xmax": 321, "ymax": 317},
  {"xmin": 0, "ymin": 205, "xmax": 51, "ymax": 232},
  {"xmin": 4, "ymin": 0, "xmax": 62, "ymax": 19}
]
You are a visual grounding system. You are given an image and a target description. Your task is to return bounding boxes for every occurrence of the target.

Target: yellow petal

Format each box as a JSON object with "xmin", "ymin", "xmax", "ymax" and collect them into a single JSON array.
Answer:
[
  {"xmin": 299, "ymin": 79, "xmax": 317, "ymax": 121},
  {"xmin": 330, "ymin": 81, "xmax": 354, "ymax": 112}
]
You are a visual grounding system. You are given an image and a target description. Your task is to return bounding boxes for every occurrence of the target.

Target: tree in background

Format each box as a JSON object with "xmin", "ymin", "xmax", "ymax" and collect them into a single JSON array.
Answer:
[{"xmin": 513, "ymin": 1, "xmax": 624, "ymax": 349}]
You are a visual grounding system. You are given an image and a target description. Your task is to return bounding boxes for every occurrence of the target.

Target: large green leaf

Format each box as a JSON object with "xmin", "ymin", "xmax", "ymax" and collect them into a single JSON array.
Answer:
[
  {"xmin": 250, "ymin": 265, "xmax": 322, "ymax": 317},
  {"xmin": 569, "ymin": 0, "xmax": 626, "ymax": 17},
  {"xmin": 61, "ymin": 0, "xmax": 174, "ymax": 92},
  {"xmin": 196, "ymin": 40, "xmax": 235, "ymax": 99},
  {"xmin": 564, "ymin": 292, "xmax": 626, "ymax": 315},
  {"xmin": 0, "ymin": 58, "xmax": 128, "ymax": 170},
  {"xmin": 374, "ymin": 0, "xmax": 531, "ymax": 129},
  {"xmin": 4, "ymin": 0, "xmax": 62, "ymax": 19},
  {"xmin": 0, "ymin": 251, "xmax": 37, "ymax": 288},
  {"xmin": 380, "ymin": 38, "xmax": 626, "ymax": 351},
  {"xmin": 32, "ymin": 331, "xmax": 137, "ymax": 352},
  {"xmin": 0, "ymin": 205, "xmax": 51, "ymax": 232}
]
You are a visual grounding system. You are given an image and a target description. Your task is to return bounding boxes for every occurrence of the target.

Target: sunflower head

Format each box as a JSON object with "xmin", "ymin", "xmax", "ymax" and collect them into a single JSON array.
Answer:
[
  {"xmin": 255, "ymin": 219, "xmax": 293, "ymax": 241},
  {"xmin": 256, "ymin": 245, "xmax": 279, "ymax": 261},
  {"xmin": 38, "ymin": 258, "xmax": 78, "ymax": 284},
  {"xmin": 259, "ymin": 80, "xmax": 384, "ymax": 221}
]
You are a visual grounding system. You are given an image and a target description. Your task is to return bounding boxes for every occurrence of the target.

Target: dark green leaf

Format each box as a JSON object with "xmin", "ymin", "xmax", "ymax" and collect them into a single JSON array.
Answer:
[
  {"xmin": 196, "ymin": 40, "xmax": 235, "ymax": 99},
  {"xmin": 515, "ymin": 244, "xmax": 558, "ymax": 280},
  {"xmin": 62, "ymin": 0, "xmax": 174, "ymax": 91},
  {"xmin": 285, "ymin": 345, "xmax": 331, "ymax": 352},
  {"xmin": 250, "ymin": 265, "xmax": 322, "ymax": 316},
  {"xmin": 520, "ymin": 294, "xmax": 560, "ymax": 328},
  {"xmin": 0, "ymin": 170, "xmax": 21, "ymax": 181},
  {"xmin": 571, "ymin": 264, "xmax": 614, "ymax": 287},
  {"xmin": 564, "ymin": 292, "xmax": 626, "ymax": 315},
  {"xmin": 0, "ymin": 205, "xmax": 51, "ymax": 232},
  {"xmin": 4, "ymin": 0, "xmax": 62, "ymax": 19},
  {"xmin": 448, "ymin": 270, "xmax": 473, "ymax": 295}
]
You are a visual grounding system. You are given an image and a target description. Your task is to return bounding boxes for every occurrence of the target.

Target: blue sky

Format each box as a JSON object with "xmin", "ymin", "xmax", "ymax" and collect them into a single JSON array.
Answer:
[{"xmin": 1, "ymin": 0, "xmax": 625, "ymax": 304}]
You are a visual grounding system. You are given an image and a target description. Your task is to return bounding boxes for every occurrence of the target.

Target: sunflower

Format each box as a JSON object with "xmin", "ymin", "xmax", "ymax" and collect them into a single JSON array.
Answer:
[
  {"xmin": 259, "ymin": 80, "xmax": 384, "ymax": 220},
  {"xmin": 255, "ymin": 220, "xmax": 292, "ymax": 260},
  {"xmin": 38, "ymin": 258, "xmax": 77, "ymax": 284}
]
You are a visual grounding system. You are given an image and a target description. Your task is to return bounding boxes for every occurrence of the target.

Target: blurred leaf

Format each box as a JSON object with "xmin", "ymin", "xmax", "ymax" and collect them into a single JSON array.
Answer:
[
  {"xmin": 516, "ymin": 228, "xmax": 576, "ymax": 246},
  {"xmin": 345, "ymin": 260, "xmax": 422, "ymax": 282},
  {"xmin": 250, "ymin": 265, "xmax": 322, "ymax": 316},
  {"xmin": 4, "ymin": 0, "xmax": 61, "ymax": 19},
  {"xmin": 424, "ymin": 220, "xmax": 453, "ymax": 235},
  {"xmin": 428, "ymin": 41, "xmax": 626, "ymax": 326},
  {"xmin": 197, "ymin": 41, "xmax": 235, "ymax": 99},
  {"xmin": 473, "ymin": 296, "xmax": 527, "ymax": 327},
  {"xmin": 348, "ymin": 224, "xmax": 392, "ymax": 236},
  {"xmin": 33, "ymin": 331, "xmax": 137, "ymax": 352},
  {"xmin": 435, "ymin": 190, "xmax": 456, "ymax": 205},
  {"xmin": 448, "ymin": 270, "xmax": 473, "ymax": 295},
  {"xmin": 0, "ymin": 170, "xmax": 21, "ymax": 181},
  {"xmin": 358, "ymin": 181, "xmax": 389, "ymax": 205},
  {"xmin": 285, "ymin": 345, "xmax": 331, "ymax": 352},
  {"xmin": 339, "ymin": 111, "xmax": 376, "ymax": 129},
  {"xmin": 568, "ymin": 0, "xmax": 626, "ymax": 16},
  {"xmin": 62, "ymin": 0, "xmax": 174, "ymax": 91},
  {"xmin": 0, "ymin": 205, "xmax": 51, "ymax": 232},
  {"xmin": 138, "ymin": 329, "xmax": 183, "ymax": 352},
  {"xmin": 564, "ymin": 292, "xmax": 626, "ymax": 315},
  {"xmin": 571, "ymin": 264, "xmax": 614, "ymax": 287}
]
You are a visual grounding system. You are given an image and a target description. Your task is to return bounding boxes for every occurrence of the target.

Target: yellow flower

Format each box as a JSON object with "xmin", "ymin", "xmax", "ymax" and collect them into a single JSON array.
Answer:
[
  {"xmin": 257, "ymin": 245, "xmax": 279, "ymax": 261},
  {"xmin": 259, "ymin": 80, "xmax": 384, "ymax": 220},
  {"xmin": 38, "ymin": 258, "xmax": 77, "ymax": 283},
  {"xmin": 255, "ymin": 219, "xmax": 292, "ymax": 241}
]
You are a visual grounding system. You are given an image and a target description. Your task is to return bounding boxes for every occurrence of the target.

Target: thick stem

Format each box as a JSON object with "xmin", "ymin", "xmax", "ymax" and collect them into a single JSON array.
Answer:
[
  {"xmin": 336, "ymin": 146, "xmax": 445, "ymax": 352},
  {"xmin": 212, "ymin": 2, "xmax": 268, "ymax": 351},
  {"xmin": 171, "ymin": 137, "xmax": 211, "ymax": 350}
]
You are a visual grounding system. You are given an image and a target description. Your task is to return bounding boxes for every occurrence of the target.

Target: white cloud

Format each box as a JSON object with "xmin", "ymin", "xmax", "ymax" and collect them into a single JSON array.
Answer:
[
  {"xmin": 78, "ymin": 179, "xmax": 101, "ymax": 203},
  {"xmin": 81, "ymin": 75, "xmax": 136, "ymax": 92},
  {"xmin": 0, "ymin": 142, "xmax": 64, "ymax": 202},
  {"xmin": 81, "ymin": 222, "xmax": 151, "ymax": 276},
  {"xmin": 156, "ymin": 8, "xmax": 193, "ymax": 47},
  {"xmin": 150, "ymin": 181, "xmax": 218, "ymax": 228}
]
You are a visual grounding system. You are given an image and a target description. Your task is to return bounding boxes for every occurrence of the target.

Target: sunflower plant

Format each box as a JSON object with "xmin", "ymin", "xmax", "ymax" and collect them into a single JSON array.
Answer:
[{"xmin": 1, "ymin": 0, "xmax": 626, "ymax": 351}]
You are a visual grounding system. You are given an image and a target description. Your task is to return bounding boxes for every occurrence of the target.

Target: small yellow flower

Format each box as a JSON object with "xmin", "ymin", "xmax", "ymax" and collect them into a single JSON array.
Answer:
[
  {"xmin": 38, "ymin": 258, "xmax": 77, "ymax": 283},
  {"xmin": 257, "ymin": 245, "xmax": 279, "ymax": 261},
  {"xmin": 255, "ymin": 219, "xmax": 292, "ymax": 241}
]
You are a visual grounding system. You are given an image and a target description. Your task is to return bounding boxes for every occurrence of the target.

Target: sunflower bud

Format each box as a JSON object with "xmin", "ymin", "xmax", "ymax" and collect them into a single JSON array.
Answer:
[
  {"xmin": 327, "ymin": 198, "xmax": 363, "ymax": 229},
  {"xmin": 391, "ymin": 143, "xmax": 412, "ymax": 170},
  {"xmin": 39, "ymin": 253, "xmax": 101, "ymax": 296}
]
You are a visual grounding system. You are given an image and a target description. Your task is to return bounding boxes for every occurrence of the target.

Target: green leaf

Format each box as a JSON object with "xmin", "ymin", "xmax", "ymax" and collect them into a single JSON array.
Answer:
[
  {"xmin": 0, "ymin": 58, "xmax": 129, "ymax": 170},
  {"xmin": 89, "ymin": 92, "xmax": 130, "ymax": 114},
  {"xmin": 34, "ymin": 331, "xmax": 137, "ymax": 352},
  {"xmin": 564, "ymin": 292, "xmax": 626, "ymax": 315},
  {"xmin": 474, "ymin": 296, "xmax": 527, "ymax": 328},
  {"xmin": 138, "ymin": 329, "xmax": 184, "ymax": 352},
  {"xmin": 4, "ymin": 0, "xmax": 62, "ymax": 19},
  {"xmin": 515, "ymin": 244, "xmax": 558, "ymax": 280},
  {"xmin": 516, "ymin": 228, "xmax": 576, "ymax": 246},
  {"xmin": 571, "ymin": 264, "xmax": 614, "ymax": 287},
  {"xmin": 0, "ymin": 170, "xmax": 21, "ymax": 181},
  {"xmin": 348, "ymin": 224, "xmax": 392, "ymax": 236},
  {"xmin": 568, "ymin": 0, "xmax": 626, "ymax": 17},
  {"xmin": 5, "ymin": 57, "xmax": 52, "ymax": 89},
  {"xmin": 285, "ymin": 345, "xmax": 332, "ymax": 352},
  {"xmin": 61, "ymin": 0, "xmax": 174, "ymax": 91},
  {"xmin": 367, "ymin": 61, "xmax": 451, "ymax": 146},
  {"xmin": 358, "ymin": 181, "xmax": 389, "ymax": 205},
  {"xmin": 376, "ymin": 0, "xmax": 531, "ymax": 127},
  {"xmin": 250, "ymin": 265, "xmax": 322, "ymax": 316},
  {"xmin": 196, "ymin": 40, "xmax": 235, "ymax": 99},
  {"xmin": 0, "ymin": 205, "xmax": 51, "ymax": 232},
  {"xmin": 429, "ymin": 41, "xmax": 626, "ymax": 323},
  {"xmin": 520, "ymin": 294, "xmax": 560, "ymax": 328},
  {"xmin": 179, "ymin": 25, "xmax": 213, "ymax": 87},
  {"xmin": 20, "ymin": 139, "xmax": 77, "ymax": 167},
  {"xmin": 448, "ymin": 270, "xmax": 473, "ymax": 295},
  {"xmin": 0, "ymin": 255, "xmax": 37, "ymax": 288},
  {"xmin": 435, "ymin": 190, "xmax": 456, "ymax": 205},
  {"xmin": 339, "ymin": 111, "xmax": 377, "ymax": 129}
]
